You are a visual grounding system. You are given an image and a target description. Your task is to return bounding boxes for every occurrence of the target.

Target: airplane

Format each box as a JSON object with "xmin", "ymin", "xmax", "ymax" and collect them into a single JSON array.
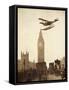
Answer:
[
  {"xmin": 39, "ymin": 18, "xmax": 59, "ymax": 26},
  {"xmin": 41, "ymin": 25, "xmax": 54, "ymax": 31}
]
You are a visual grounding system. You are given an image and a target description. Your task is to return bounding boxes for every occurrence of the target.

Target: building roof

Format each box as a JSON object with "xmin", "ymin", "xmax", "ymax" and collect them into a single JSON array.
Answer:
[{"xmin": 38, "ymin": 30, "xmax": 44, "ymax": 42}]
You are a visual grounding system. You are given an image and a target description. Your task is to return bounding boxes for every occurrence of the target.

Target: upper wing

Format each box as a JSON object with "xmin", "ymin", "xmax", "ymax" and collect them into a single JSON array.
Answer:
[{"xmin": 38, "ymin": 18, "xmax": 48, "ymax": 21}]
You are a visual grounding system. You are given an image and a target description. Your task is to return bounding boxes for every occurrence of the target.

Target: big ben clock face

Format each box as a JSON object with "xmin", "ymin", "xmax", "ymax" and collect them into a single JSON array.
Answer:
[{"xmin": 39, "ymin": 42, "xmax": 42, "ymax": 47}]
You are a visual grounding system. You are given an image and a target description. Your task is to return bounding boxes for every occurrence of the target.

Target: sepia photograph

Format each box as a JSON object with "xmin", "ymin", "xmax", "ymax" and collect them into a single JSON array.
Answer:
[{"xmin": 17, "ymin": 6, "xmax": 67, "ymax": 83}]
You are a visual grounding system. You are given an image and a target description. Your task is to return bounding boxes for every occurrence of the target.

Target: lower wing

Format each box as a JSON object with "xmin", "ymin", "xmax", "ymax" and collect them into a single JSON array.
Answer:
[{"xmin": 41, "ymin": 25, "xmax": 54, "ymax": 31}]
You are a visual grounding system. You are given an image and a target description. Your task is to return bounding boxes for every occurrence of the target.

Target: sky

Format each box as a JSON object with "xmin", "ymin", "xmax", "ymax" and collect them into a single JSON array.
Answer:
[{"xmin": 18, "ymin": 8, "xmax": 65, "ymax": 67}]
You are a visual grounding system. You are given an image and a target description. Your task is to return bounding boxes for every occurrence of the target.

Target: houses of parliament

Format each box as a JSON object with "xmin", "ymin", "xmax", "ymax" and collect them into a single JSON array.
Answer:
[{"xmin": 18, "ymin": 30, "xmax": 65, "ymax": 82}]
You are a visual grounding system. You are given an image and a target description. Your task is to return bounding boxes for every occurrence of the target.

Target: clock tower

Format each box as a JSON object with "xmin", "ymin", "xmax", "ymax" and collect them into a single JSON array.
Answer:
[
  {"xmin": 37, "ymin": 30, "xmax": 47, "ymax": 80},
  {"xmin": 38, "ymin": 30, "xmax": 44, "ymax": 63}
]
